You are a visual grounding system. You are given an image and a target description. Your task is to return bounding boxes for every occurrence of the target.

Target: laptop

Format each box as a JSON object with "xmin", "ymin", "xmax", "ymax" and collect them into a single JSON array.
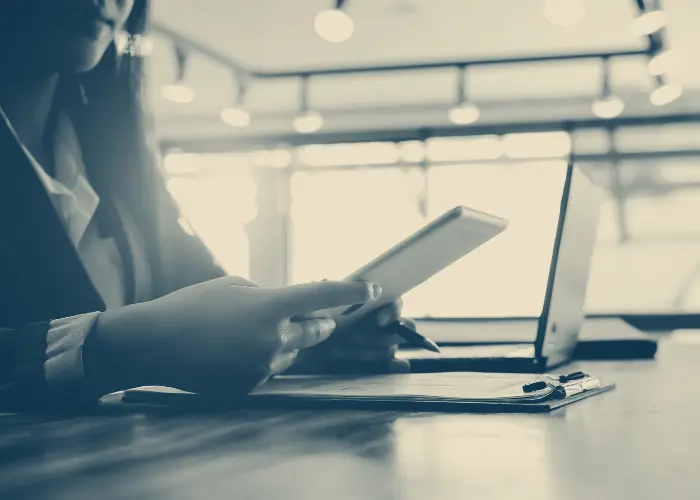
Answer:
[{"xmin": 397, "ymin": 163, "xmax": 604, "ymax": 373}]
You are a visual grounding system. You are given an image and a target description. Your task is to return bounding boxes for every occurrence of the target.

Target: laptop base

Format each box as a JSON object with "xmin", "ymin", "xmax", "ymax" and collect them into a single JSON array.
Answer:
[{"xmin": 398, "ymin": 344, "xmax": 551, "ymax": 374}]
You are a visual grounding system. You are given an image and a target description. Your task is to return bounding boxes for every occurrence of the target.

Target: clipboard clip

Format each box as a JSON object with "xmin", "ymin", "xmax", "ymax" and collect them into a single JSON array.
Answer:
[
  {"xmin": 548, "ymin": 372, "xmax": 601, "ymax": 399},
  {"xmin": 522, "ymin": 372, "xmax": 602, "ymax": 399}
]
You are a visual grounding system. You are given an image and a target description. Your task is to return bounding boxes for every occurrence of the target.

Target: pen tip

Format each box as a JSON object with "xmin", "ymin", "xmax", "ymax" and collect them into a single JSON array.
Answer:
[{"xmin": 423, "ymin": 338, "xmax": 441, "ymax": 353}]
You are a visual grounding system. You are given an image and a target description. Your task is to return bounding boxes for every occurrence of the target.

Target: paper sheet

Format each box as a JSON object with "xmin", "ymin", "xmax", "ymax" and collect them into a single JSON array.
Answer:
[{"xmin": 252, "ymin": 372, "xmax": 555, "ymax": 403}]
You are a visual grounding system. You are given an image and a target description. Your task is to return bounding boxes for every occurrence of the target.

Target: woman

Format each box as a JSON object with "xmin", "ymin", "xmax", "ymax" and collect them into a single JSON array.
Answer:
[{"xmin": 0, "ymin": 0, "xmax": 409, "ymax": 411}]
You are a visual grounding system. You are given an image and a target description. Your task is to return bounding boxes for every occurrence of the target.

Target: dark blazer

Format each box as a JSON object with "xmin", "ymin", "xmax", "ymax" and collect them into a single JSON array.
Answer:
[{"xmin": 0, "ymin": 88, "xmax": 225, "ymax": 408}]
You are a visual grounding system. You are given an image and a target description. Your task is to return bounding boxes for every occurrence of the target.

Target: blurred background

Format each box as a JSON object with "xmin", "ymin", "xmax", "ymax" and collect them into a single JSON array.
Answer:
[{"xmin": 137, "ymin": 0, "xmax": 700, "ymax": 318}]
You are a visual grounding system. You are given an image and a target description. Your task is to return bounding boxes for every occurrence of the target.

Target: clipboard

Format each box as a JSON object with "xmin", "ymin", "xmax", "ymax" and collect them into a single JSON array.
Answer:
[{"xmin": 119, "ymin": 372, "xmax": 614, "ymax": 414}]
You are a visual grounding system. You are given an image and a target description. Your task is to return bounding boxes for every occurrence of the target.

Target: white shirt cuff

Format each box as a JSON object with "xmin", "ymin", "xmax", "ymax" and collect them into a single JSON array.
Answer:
[{"xmin": 44, "ymin": 312, "xmax": 101, "ymax": 397}]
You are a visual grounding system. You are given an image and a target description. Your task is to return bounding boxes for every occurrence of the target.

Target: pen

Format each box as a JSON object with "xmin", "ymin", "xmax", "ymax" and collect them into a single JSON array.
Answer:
[{"xmin": 390, "ymin": 319, "xmax": 441, "ymax": 353}]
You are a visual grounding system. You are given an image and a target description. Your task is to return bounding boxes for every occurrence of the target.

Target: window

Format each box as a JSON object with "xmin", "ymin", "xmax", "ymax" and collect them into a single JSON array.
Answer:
[
  {"xmin": 585, "ymin": 162, "xmax": 700, "ymax": 313},
  {"xmin": 289, "ymin": 168, "xmax": 424, "ymax": 284},
  {"xmin": 411, "ymin": 161, "xmax": 567, "ymax": 317},
  {"xmin": 286, "ymin": 135, "xmax": 700, "ymax": 316},
  {"xmin": 162, "ymin": 152, "xmax": 257, "ymax": 278},
  {"xmin": 163, "ymin": 131, "xmax": 700, "ymax": 317}
]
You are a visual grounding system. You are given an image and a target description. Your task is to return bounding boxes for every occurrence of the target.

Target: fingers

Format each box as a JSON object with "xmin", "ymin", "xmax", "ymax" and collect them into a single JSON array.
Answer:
[
  {"xmin": 326, "ymin": 344, "xmax": 397, "ymax": 362},
  {"xmin": 269, "ymin": 350, "xmax": 298, "ymax": 375},
  {"xmin": 282, "ymin": 318, "xmax": 337, "ymax": 350},
  {"xmin": 375, "ymin": 299, "xmax": 403, "ymax": 328},
  {"xmin": 387, "ymin": 358, "xmax": 411, "ymax": 374},
  {"xmin": 402, "ymin": 318, "xmax": 417, "ymax": 331},
  {"xmin": 345, "ymin": 329, "xmax": 403, "ymax": 347},
  {"xmin": 290, "ymin": 310, "xmax": 332, "ymax": 322},
  {"xmin": 274, "ymin": 281, "xmax": 382, "ymax": 316},
  {"xmin": 334, "ymin": 323, "xmax": 413, "ymax": 349}
]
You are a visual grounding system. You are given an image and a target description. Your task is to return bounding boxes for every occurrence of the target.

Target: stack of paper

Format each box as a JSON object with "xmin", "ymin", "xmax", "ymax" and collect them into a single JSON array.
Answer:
[
  {"xmin": 119, "ymin": 372, "xmax": 613, "ymax": 413},
  {"xmin": 251, "ymin": 373, "xmax": 560, "ymax": 404}
]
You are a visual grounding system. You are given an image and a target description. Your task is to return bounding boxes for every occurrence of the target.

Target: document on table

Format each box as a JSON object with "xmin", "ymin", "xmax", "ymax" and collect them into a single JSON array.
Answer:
[
  {"xmin": 119, "ymin": 372, "xmax": 614, "ymax": 412},
  {"xmin": 252, "ymin": 373, "xmax": 559, "ymax": 403}
]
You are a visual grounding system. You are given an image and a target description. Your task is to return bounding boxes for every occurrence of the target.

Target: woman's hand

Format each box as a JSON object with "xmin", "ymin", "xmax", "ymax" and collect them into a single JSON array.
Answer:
[
  {"xmin": 86, "ymin": 277, "xmax": 382, "ymax": 397},
  {"xmin": 289, "ymin": 299, "xmax": 413, "ymax": 374}
]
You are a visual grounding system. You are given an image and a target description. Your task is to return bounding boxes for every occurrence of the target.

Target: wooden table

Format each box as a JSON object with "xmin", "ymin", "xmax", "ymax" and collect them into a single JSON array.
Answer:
[{"xmin": 1, "ymin": 333, "xmax": 698, "ymax": 500}]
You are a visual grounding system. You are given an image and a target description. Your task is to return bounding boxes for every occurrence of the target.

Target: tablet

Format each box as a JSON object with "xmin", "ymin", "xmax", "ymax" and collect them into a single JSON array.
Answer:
[{"xmin": 332, "ymin": 206, "xmax": 508, "ymax": 326}]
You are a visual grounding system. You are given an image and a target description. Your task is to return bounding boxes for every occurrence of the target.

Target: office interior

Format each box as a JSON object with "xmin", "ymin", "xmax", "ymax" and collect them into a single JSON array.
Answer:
[
  {"xmin": 149, "ymin": 0, "xmax": 700, "ymax": 335},
  {"xmin": 5, "ymin": 1, "xmax": 700, "ymax": 499}
]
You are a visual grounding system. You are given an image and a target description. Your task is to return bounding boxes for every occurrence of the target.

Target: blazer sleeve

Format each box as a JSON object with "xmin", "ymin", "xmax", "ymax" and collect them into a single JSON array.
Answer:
[{"xmin": 0, "ymin": 313, "xmax": 102, "ymax": 412}]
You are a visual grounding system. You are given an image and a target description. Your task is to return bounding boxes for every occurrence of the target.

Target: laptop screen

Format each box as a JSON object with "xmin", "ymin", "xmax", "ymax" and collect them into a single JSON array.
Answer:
[
  {"xmin": 536, "ymin": 165, "xmax": 603, "ymax": 367},
  {"xmin": 404, "ymin": 163, "xmax": 569, "ymax": 318}
]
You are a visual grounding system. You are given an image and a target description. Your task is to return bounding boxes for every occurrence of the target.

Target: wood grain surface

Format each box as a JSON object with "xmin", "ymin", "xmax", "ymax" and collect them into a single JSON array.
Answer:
[{"xmin": 0, "ymin": 333, "xmax": 697, "ymax": 500}]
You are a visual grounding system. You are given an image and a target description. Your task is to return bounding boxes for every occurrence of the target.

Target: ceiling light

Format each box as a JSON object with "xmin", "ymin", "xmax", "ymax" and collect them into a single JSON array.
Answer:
[
  {"xmin": 448, "ymin": 65, "xmax": 480, "ymax": 125},
  {"xmin": 448, "ymin": 103, "xmax": 481, "ymax": 125},
  {"xmin": 591, "ymin": 56, "xmax": 624, "ymax": 119},
  {"xmin": 220, "ymin": 107, "xmax": 251, "ymax": 128},
  {"xmin": 632, "ymin": 10, "xmax": 668, "ymax": 36},
  {"xmin": 162, "ymin": 83, "xmax": 194, "ymax": 104},
  {"xmin": 315, "ymin": 1, "xmax": 354, "ymax": 43},
  {"xmin": 294, "ymin": 75, "xmax": 323, "ymax": 133},
  {"xmin": 650, "ymin": 83, "xmax": 682, "ymax": 106},
  {"xmin": 542, "ymin": 0, "xmax": 586, "ymax": 27},
  {"xmin": 162, "ymin": 45, "xmax": 194, "ymax": 104},
  {"xmin": 293, "ymin": 111, "xmax": 324, "ymax": 134},
  {"xmin": 647, "ymin": 49, "xmax": 675, "ymax": 76},
  {"xmin": 221, "ymin": 72, "xmax": 251, "ymax": 128},
  {"xmin": 591, "ymin": 96, "xmax": 625, "ymax": 119}
]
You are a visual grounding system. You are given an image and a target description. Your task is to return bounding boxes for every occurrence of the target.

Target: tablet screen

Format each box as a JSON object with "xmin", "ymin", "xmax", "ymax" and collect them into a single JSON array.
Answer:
[{"xmin": 402, "ymin": 162, "xmax": 569, "ymax": 318}]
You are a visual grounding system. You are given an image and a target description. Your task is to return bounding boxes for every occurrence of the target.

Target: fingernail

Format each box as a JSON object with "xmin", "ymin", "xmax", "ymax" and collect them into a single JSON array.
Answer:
[{"xmin": 371, "ymin": 283, "xmax": 382, "ymax": 300}]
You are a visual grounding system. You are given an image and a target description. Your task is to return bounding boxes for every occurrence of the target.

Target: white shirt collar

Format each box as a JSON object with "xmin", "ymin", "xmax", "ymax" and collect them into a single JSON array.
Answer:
[{"xmin": 20, "ymin": 110, "xmax": 100, "ymax": 247}]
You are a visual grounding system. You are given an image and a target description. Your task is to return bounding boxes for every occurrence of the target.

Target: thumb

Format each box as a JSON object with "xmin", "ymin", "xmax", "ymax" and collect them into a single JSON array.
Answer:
[{"xmin": 273, "ymin": 280, "xmax": 382, "ymax": 317}]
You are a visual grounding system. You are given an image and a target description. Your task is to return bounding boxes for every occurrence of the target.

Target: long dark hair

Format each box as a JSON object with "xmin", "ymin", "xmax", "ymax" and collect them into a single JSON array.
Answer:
[
  {"xmin": 77, "ymin": 0, "xmax": 154, "ymax": 193},
  {"xmin": 72, "ymin": 0, "xmax": 167, "ymax": 294}
]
